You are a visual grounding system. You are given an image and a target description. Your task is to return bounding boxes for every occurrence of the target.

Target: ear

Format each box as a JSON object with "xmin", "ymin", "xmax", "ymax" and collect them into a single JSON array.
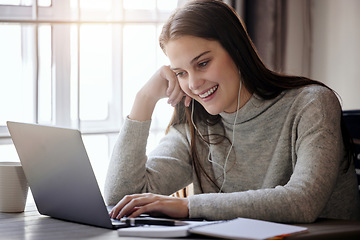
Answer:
[{"xmin": 184, "ymin": 95, "xmax": 192, "ymax": 108}]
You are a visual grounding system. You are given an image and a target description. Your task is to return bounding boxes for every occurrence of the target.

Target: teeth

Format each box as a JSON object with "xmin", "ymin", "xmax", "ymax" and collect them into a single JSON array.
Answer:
[{"xmin": 199, "ymin": 85, "xmax": 218, "ymax": 98}]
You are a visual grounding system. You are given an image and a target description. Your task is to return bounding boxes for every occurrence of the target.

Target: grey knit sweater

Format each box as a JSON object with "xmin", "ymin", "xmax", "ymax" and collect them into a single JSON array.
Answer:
[{"xmin": 104, "ymin": 85, "xmax": 360, "ymax": 223}]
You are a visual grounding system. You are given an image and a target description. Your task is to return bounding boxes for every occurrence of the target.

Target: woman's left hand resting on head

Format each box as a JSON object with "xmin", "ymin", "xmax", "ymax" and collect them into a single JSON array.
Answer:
[
  {"xmin": 109, "ymin": 193, "xmax": 189, "ymax": 219},
  {"xmin": 129, "ymin": 65, "xmax": 191, "ymax": 122}
]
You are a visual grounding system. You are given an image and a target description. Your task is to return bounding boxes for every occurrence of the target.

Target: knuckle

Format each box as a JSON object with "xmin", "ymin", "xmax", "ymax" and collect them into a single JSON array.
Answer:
[
  {"xmin": 123, "ymin": 195, "xmax": 132, "ymax": 200},
  {"xmin": 144, "ymin": 192, "xmax": 154, "ymax": 197},
  {"xmin": 123, "ymin": 194, "xmax": 135, "ymax": 202},
  {"xmin": 130, "ymin": 198, "xmax": 142, "ymax": 206}
]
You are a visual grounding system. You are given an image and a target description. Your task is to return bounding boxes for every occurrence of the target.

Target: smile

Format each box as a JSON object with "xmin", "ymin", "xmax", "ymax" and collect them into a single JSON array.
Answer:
[{"xmin": 199, "ymin": 85, "xmax": 218, "ymax": 99}]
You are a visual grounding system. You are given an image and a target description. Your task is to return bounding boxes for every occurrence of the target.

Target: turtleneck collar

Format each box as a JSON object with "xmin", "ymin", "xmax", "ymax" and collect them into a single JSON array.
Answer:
[{"xmin": 219, "ymin": 91, "xmax": 286, "ymax": 125}]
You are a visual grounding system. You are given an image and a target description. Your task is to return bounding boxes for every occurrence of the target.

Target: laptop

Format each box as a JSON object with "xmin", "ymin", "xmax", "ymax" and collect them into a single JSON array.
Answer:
[{"xmin": 7, "ymin": 121, "xmax": 125, "ymax": 229}]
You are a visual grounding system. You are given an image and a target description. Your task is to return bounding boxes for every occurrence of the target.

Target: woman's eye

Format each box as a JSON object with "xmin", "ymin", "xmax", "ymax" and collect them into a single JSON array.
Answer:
[
  {"xmin": 176, "ymin": 72, "xmax": 185, "ymax": 77},
  {"xmin": 198, "ymin": 61, "xmax": 209, "ymax": 67}
]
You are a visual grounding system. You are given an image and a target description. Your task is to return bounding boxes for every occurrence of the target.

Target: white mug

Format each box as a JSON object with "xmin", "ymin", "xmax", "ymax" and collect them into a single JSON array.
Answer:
[{"xmin": 0, "ymin": 162, "xmax": 29, "ymax": 213}]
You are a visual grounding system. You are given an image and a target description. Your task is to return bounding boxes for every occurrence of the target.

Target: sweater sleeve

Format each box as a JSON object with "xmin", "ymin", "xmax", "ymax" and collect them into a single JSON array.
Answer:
[
  {"xmin": 104, "ymin": 117, "xmax": 193, "ymax": 206},
  {"xmin": 188, "ymin": 87, "xmax": 344, "ymax": 223}
]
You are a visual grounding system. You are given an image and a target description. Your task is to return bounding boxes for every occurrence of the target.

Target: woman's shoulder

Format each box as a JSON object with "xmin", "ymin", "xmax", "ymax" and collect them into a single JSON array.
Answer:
[
  {"xmin": 290, "ymin": 84, "xmax": 335, "ymax": 97},
  {"xmin": 288, "ymin": 84, "xmax": 340, "ymax": 108},
  {"xmin": 285, "ymin": 84, "xmax": 342, "ymax": 123}
]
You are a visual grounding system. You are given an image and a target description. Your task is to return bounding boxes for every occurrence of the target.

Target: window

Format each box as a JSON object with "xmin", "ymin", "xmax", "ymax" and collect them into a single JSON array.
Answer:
[{"xmin": 0, "ymin": 0, "xmax": 178, "ymax": 197}]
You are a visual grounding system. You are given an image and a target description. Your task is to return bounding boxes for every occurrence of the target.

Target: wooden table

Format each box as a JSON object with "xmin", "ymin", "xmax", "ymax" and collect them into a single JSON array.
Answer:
[
  {"xmin": 1, "ymin": 204, "xmax": 360, "ymax": 240},
  {"xmin": 0, "ymin": 204, "xmax": 121, "ymax": 240}
]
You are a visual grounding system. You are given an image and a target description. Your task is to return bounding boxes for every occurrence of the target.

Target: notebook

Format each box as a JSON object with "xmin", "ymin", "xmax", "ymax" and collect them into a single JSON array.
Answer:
[
  {"xmin": 117, "ymin": 217, "xmax": 308, "ymax": 239},
  {"xmin": 7, "ymin": 121, "xmax": 126, "ymax": 229}
]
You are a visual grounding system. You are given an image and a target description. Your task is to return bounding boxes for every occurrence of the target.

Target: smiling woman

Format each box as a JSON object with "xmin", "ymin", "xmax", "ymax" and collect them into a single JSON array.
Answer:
[
  {"xmin": 166, "ymin": 36, "xmax": 249, "ymax": 115},
  {"xmin": 105, "ymin": 0, "xmax": 360, "ymax": 223}
]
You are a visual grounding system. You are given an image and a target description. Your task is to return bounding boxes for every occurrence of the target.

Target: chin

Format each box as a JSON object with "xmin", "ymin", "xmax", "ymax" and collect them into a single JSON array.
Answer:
[{"xmin": 203, "ymin": 107, "xmax": 222, "ymax": 116}]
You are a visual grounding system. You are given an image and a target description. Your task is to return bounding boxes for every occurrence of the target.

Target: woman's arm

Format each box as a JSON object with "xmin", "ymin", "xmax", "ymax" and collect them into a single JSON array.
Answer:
[
  {"xmin": 104, "ymin": 66, "xmax": 193, "ymax": 209},
  {"xmin": 104, "ymin": 120, "xmax": 193, "ymax": 218}
]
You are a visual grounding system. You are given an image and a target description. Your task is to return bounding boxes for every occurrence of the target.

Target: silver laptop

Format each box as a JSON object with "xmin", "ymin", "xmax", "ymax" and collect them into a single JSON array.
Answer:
[{"xmin": 7, "ymin": 121, "xmax": 125, "ymax": 229}]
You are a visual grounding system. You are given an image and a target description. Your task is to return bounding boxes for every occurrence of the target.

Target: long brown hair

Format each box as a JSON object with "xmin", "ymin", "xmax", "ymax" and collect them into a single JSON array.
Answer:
[{"xmin": 160, "ymin": 0, "xmax": 352, "ymax": 191}]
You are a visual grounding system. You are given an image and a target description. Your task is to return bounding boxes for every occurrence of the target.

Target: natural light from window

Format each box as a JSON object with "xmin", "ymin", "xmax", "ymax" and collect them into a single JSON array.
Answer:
[{"xmin": 0, "ymin": 0, "xmax": 178, "ymax": 203}]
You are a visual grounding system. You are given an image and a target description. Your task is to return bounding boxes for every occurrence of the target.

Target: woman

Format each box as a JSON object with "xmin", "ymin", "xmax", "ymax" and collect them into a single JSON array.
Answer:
[{"xmin": 105, "ymin": 0, "xmax": 360, "ymax": 223}]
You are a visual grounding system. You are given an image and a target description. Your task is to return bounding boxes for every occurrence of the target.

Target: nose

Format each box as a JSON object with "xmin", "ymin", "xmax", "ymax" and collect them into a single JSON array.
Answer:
[{"xmin": 188, "ymin": 73, "xmax": 205, "ymax": 92}]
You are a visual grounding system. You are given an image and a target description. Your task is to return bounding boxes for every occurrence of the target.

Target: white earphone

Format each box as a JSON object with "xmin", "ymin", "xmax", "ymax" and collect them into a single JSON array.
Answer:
[{"xmin": 191, "ymin": 80, "xmax": 242, "ymax": 193}]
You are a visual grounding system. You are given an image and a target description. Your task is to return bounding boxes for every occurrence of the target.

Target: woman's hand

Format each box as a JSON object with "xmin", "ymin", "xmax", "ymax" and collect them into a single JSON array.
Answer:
[
  {"xmin": 109, "ymin": 193, "xmax": 189, "ymax": 219},
  {"xmin": 144, "ymin": 65, "xmax": 185, "ymax": 106},
  {"xmin": 129, "ymin": 66, "xmax": 191, "ymax": 122}
]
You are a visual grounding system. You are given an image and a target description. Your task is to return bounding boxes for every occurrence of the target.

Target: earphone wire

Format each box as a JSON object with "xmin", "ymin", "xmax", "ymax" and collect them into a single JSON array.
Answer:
[
  {"xmin": 191, "ymin": 80, "xmax": 242, "ymax": 193},
  {"xmin": 191, "ymin": 101, "xmax": 224, "ymax": 171},
  {"xmin": 219, "ymin": 80, "xmax": 242, "ymax": 192}
]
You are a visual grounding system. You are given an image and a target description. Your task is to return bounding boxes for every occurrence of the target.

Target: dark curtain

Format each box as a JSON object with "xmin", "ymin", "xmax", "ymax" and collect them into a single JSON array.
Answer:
[
  {"xmin": 244, "ymin": 0, "xmax": 287, "ymax": 72},
  {"xmin": 227, "ymin": 0, "xmax": 312, "ymax": 76}
]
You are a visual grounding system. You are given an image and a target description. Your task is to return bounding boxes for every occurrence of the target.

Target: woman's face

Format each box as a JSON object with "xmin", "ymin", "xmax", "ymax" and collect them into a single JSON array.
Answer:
[{"xmin": 165, "ymin": 36, "xmax": 242, "ymax": 115}]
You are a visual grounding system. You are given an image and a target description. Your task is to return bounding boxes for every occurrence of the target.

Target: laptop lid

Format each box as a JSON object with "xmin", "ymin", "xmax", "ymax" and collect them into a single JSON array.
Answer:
[{"xmin": 7, "ymin": 121, "xmax": 115, "ymax": 229}]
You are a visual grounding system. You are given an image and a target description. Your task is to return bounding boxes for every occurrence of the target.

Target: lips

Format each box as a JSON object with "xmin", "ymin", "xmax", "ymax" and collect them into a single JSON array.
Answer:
[{"xmin": 199, "ymin": 85, "xmax": 218, "ymax": 99}]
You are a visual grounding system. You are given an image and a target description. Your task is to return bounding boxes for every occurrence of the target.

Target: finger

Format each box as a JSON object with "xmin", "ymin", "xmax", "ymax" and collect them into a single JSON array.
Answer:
[
  {"xmin": 184, "ymin": 95, "xmax": 192, "ymax": 107},
  {"xmin": 169, "ymin": 90, "xmax": 185, "ymax": 107},
  {"xmin": 174, "ymin": 92, "xmax": 186, "ymax": 107},
  {"xmin": 161, "ymin": 66, "xmax": 185, "ymax": 106},
  {"xmin": 116, "ymin": 195, "xmax": 189, "ymax": 219},
  {"xmin": 127, "ymin": 200, "xmax": 162, "ymax": 218},
  {"xmin": 127, "ymin": 197, "xmax": 188, "ymax": 219},
  {"xmin": 110, "ymin": 202, "xmax": 125, "ymax": 219},
  {"xmin": 116, "ymin": 195, "xmax": 154, "ymax": 219},
  {"xmin": 110, "ymin": 205, "xmax": 121, "ymax": 219},
  {"xmin": 160, "ymin": 66, "xmax": 177, "ymax": 97},
  {"xmin": 110, "ymin": 194, "xmax": 144, "ymax": 219},
  {"xmin": 167, "ymin": 83, "xmax": 184, "ymax": 106}
]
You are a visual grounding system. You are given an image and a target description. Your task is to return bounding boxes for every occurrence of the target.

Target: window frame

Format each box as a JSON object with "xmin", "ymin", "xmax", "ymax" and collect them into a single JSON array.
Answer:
[{"xmin": 0, "ymin": 0, "xmax": 176, "ymax": 141}]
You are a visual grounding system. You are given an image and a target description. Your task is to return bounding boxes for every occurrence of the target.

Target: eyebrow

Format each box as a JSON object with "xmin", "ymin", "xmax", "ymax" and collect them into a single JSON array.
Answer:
[{"xmin": 170, "ymin": 51, "xmax": 211, "ymax": 71}]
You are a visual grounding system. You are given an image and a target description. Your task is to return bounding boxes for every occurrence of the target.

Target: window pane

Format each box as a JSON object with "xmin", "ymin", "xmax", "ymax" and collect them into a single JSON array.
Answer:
[
  {"xmin": 82, "ymin": 134, "xmax": 110, "ymax": 193},
  {"xmin": 0, "ymin": 0, "xmax": 50, "ymax": 7},
  {"xmin": 0, "ymin": 144, "xmax": 19, "ymax": 162},
  {"xmin": 0, "ymin": 24, "xmax": 33, "ymax": 125},
  {"xmin": 38, "ymin": 0, "xmax": 51, "ymax": 7},
  {"xmin": 38, "ymin": 25, "xmax": 52, "ymax": 124},
  {"xmin": 70, "ymin": 25, "xmax": 79, "ymax": 124},
  {"xmin": 79, "ymin": 24, "xmax": 112, "ymax": 121},
  {"xmin": 80, "ymin": 0, "xmax": 111, "ymax": 10},
  {"xmin": 157, "ymin": 0, "xmax": 178, "ymax": 11},
  {"xmin": 123, "ymin": 0, "xmax": 156, "ymax": 10},
  {"xmin": 123, "ymin": 25, "xmax": 157, "ymax": 119},
  {"xmin": 0, "ymin": 0, "xmax": 21, "ymax": 5}
]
